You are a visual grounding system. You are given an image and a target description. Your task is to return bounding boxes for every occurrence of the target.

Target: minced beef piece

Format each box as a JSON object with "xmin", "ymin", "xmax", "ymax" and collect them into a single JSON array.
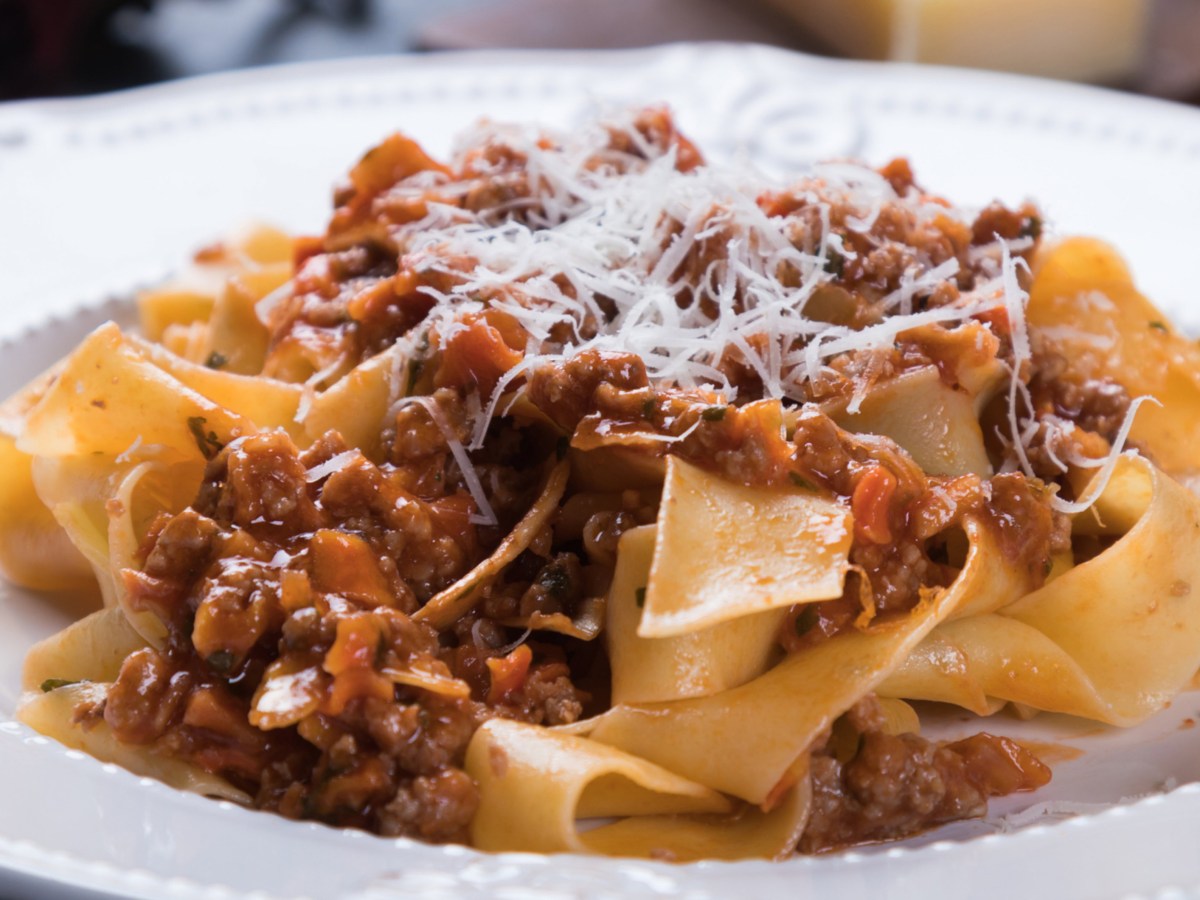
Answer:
[
  {"xmin": 377, "ymin": 768, "xmax": 479, "ymax": 843},
  {"xmin": 1030, "ymin": 350, "xmax": 1132, "ymax": 441},
  {"xmin": 802, "ymin": 698, "xmax": 1050, "ymax": 852}
]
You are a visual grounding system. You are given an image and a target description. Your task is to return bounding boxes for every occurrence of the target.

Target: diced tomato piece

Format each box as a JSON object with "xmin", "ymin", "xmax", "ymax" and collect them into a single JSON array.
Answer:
[
  {"xmin": 309, "ymin": 530, "xmax": 395, "ymax": 607},
  {"xmin": 486, "ymin": 644, "xmax": 533, "ymax": 705},
  {"xmin": 947, "ymin": 733, "xmax": 1052, "ymax": 795},
  {"xmin": 851, "ymin": 465, "xmax": 897, "ymax": 545},
  {"xmin": 434, "ymin": 318, "xmax": 524, "ymax": 397},
  {"xmin": 323, "ymin": 612, "xmax": 385, "ymax": 675}
]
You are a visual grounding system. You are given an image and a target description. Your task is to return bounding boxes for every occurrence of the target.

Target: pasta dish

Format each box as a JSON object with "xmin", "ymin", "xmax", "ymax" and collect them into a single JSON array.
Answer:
[{"xmin": 5, "ymin": 107, "xmax": 1200, "ymax": 860}]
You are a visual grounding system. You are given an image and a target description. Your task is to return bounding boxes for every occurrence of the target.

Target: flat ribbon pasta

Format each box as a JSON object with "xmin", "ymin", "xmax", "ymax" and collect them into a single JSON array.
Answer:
[
  {"xmin": 301, "ymin": 344, "xmax": 407, "ymax": 459},
  {"xmin": 18, "ymin": 684, "xmax": 247, "ymax": 803},
  {"xmin": 640, "ymin": 457, "xmax": 852, "ymax": 637},
  {"xmin": 128, "ymin": 333, "xmax": 303, "ymax": 441},
  {"xmin": 581, "ymin": 515, "xmax": 1030, "ymax": 804},
  {"xmin": 880, "ymin": 455, "xmax": 1200, "ymax": 725},
  {"xmin": 22, "ymin": 606, "xmax": 148, "ymax": 691},
  {"xmin": 199, "ymin": 265, "xmax": 290, "ymax": 375},
  {"xmin": 414, "ymin": 461, "xmax": 570, "ymax": 630},
  {"xmin": 30, "ymin": 454, "xmax": 139, "ymax": 609},
  {"xmin": 608, "ymin": 524, "xmax": 786, "ymax": 705},
  {"xmin": 465, "ymin": 718, "xmax": 730, "ymax": 855},
  {"xmin": 139, "ymin": 223, "xmax": 291, "ymax": 346},
  {"xmin": 1029, "ymin": 237, "xmax": 1200, "ymax": 477},
  {"xmin": 566, "ymin": 447, "xmax": 667, "ymax": 492},
  {"xmin": 581, "ymin": 778, "xmax": 812, "ymax": 862},
  {"xmin": 18, "ymin": 605, "xmax": 245, "ymax": 802},
  {"xmin": 108, "ymin": 461, "xmax": 207, "ymax": 645},
  {"xmin": 19, "ymin": 323, "xmax": 264, "ymax": 460},
  {"xmin": 827, "ymin": 365, "xmax": 993, "ymax": 477},
  {"xmin": 0, "ymin": 434, "xmax": 94, "ymax": 591},
  {"xmin": 18, "ymin": 321, "xmax": 306, "ymax": 610}
]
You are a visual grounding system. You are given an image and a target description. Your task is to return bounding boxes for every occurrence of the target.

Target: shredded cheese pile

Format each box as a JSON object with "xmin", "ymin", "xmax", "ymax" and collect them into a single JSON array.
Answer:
[{"xmin": 373, "ymin": 112, "xmax": 1139, "ymax": 512}]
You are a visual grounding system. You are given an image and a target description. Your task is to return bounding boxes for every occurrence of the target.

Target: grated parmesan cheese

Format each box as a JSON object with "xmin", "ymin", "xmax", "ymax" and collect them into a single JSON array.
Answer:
[
  {"xmin": 392, "ymin": 395, "xmax": 499, "ymax": 526},
  {"xmin": 373, "ymin": 115, "xmax": 1036, "ymax": 456}
]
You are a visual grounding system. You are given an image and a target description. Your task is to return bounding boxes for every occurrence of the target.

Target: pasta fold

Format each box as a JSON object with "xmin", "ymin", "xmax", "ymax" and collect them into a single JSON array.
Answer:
[
  {"xmin": 465, "ymin": 718, "xmax": 730, "ymax": 854},
  {"xmin": 639, "ymin": 457, "xmax": 852, "ymax": 637},
  {"xmin": 582, "ymin": 516, "xmax": 1027, "ymax": 804},
  {"xmin": 18, "ymin": 684, "xmax": 247, "ymax": 803},
  {"xmin": 19, "ymin": 323, "xmax": 259, "ymax": 460},
  {"xmin": 828, "ymin": 365, "xmax": 993, "ymax": 477},
  {"xmin": 1029, "ymin": 237, "xmax": 1200, "ymax": 477},
  {"xmin": 608, "ymin": 524, "xmax": 785, "ymax": 705},
  {"xmin": 301, "ymin": 344, "xmax": 407, "ymax": 459},
  {"xmin": 0, "ymin": 435, "xmax": 94, "ymax": 591},
  {"xmin": 22, "ymin": 606, "xmax": 148, "ymax": 692},
  {"xmin": 880, "ymin": 456, "xmax": 1200, "ymax": 725},
  {"xmin": 581, "ymin": 779, "xmax": 812, "ymax": 862}
]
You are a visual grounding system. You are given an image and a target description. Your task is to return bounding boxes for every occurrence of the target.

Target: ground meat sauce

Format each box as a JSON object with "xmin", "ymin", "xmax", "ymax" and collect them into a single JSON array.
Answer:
[
  {"xmin": 80, "ymin": 109, "xmax": 1126, "ymax": 854},
  {"xmin": 803, "ymin": 697, "xmax": 1050, "ymax": 852},
  {"xmin": 109, "ymin": 422, "xmax": 588, "ymax": 841}
]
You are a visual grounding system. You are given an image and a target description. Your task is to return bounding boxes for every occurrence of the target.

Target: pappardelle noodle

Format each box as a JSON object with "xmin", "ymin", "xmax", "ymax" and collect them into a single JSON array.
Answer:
[{"xmin": 8, "ymin": 108, "xmax": 1200, "ymax": 860}]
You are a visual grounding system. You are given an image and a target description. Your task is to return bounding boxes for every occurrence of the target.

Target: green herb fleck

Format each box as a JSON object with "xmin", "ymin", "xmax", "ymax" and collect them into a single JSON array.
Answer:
[
  {"xmin": 40, "ymin": 678, "xmax": 81, "ymax": 693},
  {"xmin": 823, "ymin": 249, "xmax": 845, "ymax": 279},
  {"xmin": 186, "ymin": 416, "xmax": 224, "ymax": 460},
  {"xmin": 642, "ymin": 398, "xmax": 657, "ymax": 421},
  {"xmin": 204, "ymin": 351, "xmax": 229, "ymax": 370},
  {"xmin": 1150, "ymin": 321, "xmax": 1168, "ymax": 332},
  {"xmin": 794, "ymin": 605, "xmax": 820, "ymax": 637},
  {"xmin": 701, "ymin": 405, "xmax": 727, "ymax": 422},
  {"xmin": 789, "ymin": 472, "xmax": 818, "ymax": 491},
  {"xmin": 206, "ymin": 650, "xmax": 235, "ymax": 674},
  {"xmin": 1020, "ymin": 215, "xmax": 1043, "ymax": 240},
  {"xmin": 635, "ymin": 587, "xmax": 647, "ymax": 608},
  {"xmin": 406, "ymin": 359, "xmax": 425, "ymax": 394},
  {"xmin": 537, "ymin": 562, "xmax": 573, "ymax": 600}
]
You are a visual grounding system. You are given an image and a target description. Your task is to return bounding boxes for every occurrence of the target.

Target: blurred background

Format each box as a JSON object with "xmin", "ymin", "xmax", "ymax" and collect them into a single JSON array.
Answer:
[{"xmin": 1, "ymin": 0, "xmax": 1198, "ymax": 103}]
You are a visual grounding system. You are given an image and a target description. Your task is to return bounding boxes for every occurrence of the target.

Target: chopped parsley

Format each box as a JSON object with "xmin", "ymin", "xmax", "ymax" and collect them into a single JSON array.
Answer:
[
  {"xmin": 823, "ymin": 249, "xmax": 845, "ymax": 279},
  {"xmin": 537, "ymin": 562, "xmax": 573, "ymax": 600},
  {"xmin": 406, "ymin": 359, "xmax": 425, "ymax": 394},
  {"xmin": 206, "ymin": 650, "xmax": 235, "ymax": 674},
  {"xmin": 635, "ymin": 587, "xmax": 647, "ymax": 608},
  {"xmin": 1150, "ymin": 321, "xmax": 1168, "ymax": 332},
  {"xmin": 204, "ymin": 351, "xmax": 229, "ymax": 370},
  {"xmin": 701, "ymin": 405, "xmax": 727, "ymax": 422},
  {"xmin": 187, "ymin": 416, "xmax": 225, "ymax": 460},
  {"xmin": 40, "ymin": 678, "xmax": 82, "ymax": 693},
  {"xmin": 642, "ymin": 398, "xmax": 657, "ymax": 421},
  {"xmin": 789, "ymin": 472, "xmax": 818, "ymax": 491}
]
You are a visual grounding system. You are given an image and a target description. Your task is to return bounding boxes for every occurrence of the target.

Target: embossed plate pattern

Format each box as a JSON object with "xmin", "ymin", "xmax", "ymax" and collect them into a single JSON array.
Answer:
[{"xmin": 2, "ymin": 42, "xmax": 1200, "ymax": 900}]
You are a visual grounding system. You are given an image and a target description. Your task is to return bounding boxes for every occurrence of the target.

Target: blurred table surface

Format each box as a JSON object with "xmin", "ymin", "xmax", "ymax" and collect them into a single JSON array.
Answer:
[{"xmin": 1, "ymin": 0, "xmax": 1198, "ymax": 104}]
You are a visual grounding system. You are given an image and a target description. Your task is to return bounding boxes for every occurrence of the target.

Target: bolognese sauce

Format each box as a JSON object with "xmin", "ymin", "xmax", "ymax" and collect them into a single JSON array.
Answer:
[{"xmin": 34, "ymin": 106, "xmax": 1148, "ymax": 853}]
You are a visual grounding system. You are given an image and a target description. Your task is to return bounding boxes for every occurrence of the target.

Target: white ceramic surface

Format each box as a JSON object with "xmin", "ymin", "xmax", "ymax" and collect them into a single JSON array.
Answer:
[{"xmin": 3, "ymin": 42, "xmax": 1200, "ymax": 900}]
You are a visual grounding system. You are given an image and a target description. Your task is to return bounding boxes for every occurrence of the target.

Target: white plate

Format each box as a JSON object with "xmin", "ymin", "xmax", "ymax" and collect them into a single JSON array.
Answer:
[{"xmin": 3, "ymin": 42, "xmax": 1200, "ymax": 900}]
